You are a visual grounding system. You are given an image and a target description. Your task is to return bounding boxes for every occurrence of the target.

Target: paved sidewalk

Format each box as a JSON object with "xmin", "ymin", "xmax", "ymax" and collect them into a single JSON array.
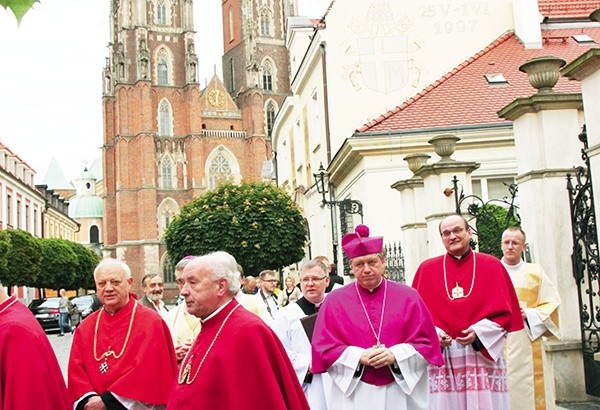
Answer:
[{"xmin": 557, "ymin": 403, "xmax": 600, "ymax": 409}]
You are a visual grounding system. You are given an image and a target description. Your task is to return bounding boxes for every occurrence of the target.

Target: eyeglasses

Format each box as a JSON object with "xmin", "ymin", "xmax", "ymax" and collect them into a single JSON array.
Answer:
[
  {"xmin": 300, "ymin": 276, "xmax": 327, "ymax": 284},
  {"xmin": 441, "ymin": 226, "xmax": 466, "ymax": 238},
  {"xmin": 264, "ymin": 279, "xmax": 279, "ymax": 285}
]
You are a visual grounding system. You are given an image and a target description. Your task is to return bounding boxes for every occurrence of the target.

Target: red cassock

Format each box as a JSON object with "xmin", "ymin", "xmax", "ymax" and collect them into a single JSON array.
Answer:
[
  {"xmin": 167, "ymin": 299, "xmax": 310, "ymax": 410},
  {"xmin": 0, "ymin": 296, "xmax": 71, "ymax": 410},
  {"xmin": 412, "ymin": 251, "xmax": 524, "ymax": 358},
  {"xmin": 68, "ymin": 298, "xmax": 177, "ymax": 405}
]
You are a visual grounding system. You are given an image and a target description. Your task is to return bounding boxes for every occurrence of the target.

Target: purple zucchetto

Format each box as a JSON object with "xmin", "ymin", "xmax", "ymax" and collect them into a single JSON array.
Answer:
[{"xmin": 341, "ymin": 224, "xmax": 383, "ymax": 259}]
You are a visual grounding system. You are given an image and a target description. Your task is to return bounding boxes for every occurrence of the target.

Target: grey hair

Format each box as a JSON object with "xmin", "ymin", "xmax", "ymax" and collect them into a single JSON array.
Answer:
[
  {"xmin": 300, "ymin": 260, "xmax": 328, "ymax": 277},
  {"xmin": 175, "ymin": 257, "xmax": 195, "ymax": 272},
  {"xmin": 94, "ymin": 258, "xmax": 132, "ymax": 280},
  {"xmin": 194, "ymin": 251, "xmax": 241, "ymax": 296}
]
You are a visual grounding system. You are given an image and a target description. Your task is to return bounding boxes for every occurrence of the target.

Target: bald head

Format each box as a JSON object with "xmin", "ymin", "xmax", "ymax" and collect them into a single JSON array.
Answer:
[{"xmin": 439, "ymin": 215, "xmax": 472, "ymax": 256}]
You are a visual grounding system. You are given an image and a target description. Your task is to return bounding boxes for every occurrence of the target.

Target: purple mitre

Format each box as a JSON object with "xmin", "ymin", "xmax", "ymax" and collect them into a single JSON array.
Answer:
[{"xmin": 341, "ymin": 224, "xmax": 383, "ymax": 259}]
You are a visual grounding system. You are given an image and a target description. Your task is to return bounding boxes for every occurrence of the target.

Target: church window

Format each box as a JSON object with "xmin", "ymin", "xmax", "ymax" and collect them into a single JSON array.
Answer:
[
  {"xmin": 158, "ymin": 100, "xmax": 173, "ymax": 136},
  {"xmin": 157, "ymin": 1, "xmax": 167, "ymax": 25},
  {"xmin": 263, "ymin": 66, "xmax": 272, "ymax": 91},
  {"xmin": 90, "ymin": 225, "xmax": 100, "ymax": 244},
  {"xmin": 162, "ymin": 254, "xmax": 175, "ymax": 283},
  {"xmin": 266, "ymin": 101, "xmax": 275, "ymax": 137},
  {"xmin": 157, "ymin": 198, "xmax": 179, "ymax": 240},
  {"xmin": 260, "ymin": 11, "xmax": 270, "ymax": 36},
  {"xmin": 157, "ymin": 60, "xmax": 168, "ymax": 85},
  {"xmin": 208, "ymin": 153, "xmax": 233, "ymax": 189},
  {"xmin": 228, "ymin": 6, "xmax": 234, "ymax": 42},
  {"xmin": 162, "ymin": 156, "xmax": 173, "ymax": 189},
  {"xmin": 229, "ymin": 58, "xmax": 235, "ymax": 92}
]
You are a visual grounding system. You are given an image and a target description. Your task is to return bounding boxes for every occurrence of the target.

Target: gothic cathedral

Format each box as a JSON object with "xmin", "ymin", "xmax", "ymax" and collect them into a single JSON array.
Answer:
[{"xmin": 101, "ymin": 0, "xmax": 296, "ymax": 293}]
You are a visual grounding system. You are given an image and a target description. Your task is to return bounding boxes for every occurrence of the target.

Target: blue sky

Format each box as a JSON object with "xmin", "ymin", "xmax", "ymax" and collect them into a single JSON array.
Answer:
[{"xmin": 0, "ymin": 0, "xmax": 328, "ymax": 184}]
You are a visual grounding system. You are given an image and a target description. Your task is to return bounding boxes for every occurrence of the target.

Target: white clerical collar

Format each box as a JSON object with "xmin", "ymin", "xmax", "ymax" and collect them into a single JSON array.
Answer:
[
  {"xmin": 501, "ymin": 258, "xmax": 524, "ymax": 271},
  {"xmin": 449, "ymin": 249, "xmax": 471, "ymax": 260},
  {"xmin": 201, "ymin": 299, "xmax": 234, "ymax": 323}
]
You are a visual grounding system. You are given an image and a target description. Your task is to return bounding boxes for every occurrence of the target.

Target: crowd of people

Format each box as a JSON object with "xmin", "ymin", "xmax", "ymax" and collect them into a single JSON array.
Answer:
[{"xmin": 0, "ymin": 215, "xmax": 561, "ymax": 409}]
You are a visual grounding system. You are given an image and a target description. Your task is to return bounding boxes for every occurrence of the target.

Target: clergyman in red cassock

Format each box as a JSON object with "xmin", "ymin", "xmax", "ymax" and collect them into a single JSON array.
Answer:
[
  {"xmin": 412, "ymin": 215, "xmax": 523, "ymax": 409},
  {"xmin": 0, "ymin": 282, "xmax": 71, "ymax": 410},
  {"xmin": 68, "ymin": 258, "xmax": 177, "ymax": 409},
  {"xmin": 167, "ymin": 251, "xmax": 310, "ymax": 410}
]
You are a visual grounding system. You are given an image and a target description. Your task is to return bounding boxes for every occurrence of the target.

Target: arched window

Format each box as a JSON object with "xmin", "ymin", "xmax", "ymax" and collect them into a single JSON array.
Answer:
[
  {"xmin": 157, "ymin": 60, "xmax": 168, "ymax": 85},
  {"xmin": 208, "ymin": 153, "xmax": 233, "ymax": 189},
  {"xmin": 161, "ymin": 254, "xmax": 175, "ymax": 284},
  {"xmin": 89, "ymin": 225, "xmax": 100, "ymax": 244},
  {"xmin": 157, "ymin": 197, "xmax": 179, "ymax": 239},
  {"xmin": 263, "ymin": 66, "xmax": 272, "ymax": 91},
  {"xmin": 266, "ymin": 101, "xmax": 275, "ymax": 137},
  {"xmin": 158, "ymin": 99, "xmax": 173, "ymax": 136},
  {"xmin": 162, "ymin": 156, "xmax": 173, "ymax": 188},
  {"xmin": 228, "ymin": 6, "xmax": 234, "ymax": 42},
  {"xmin": 260, "ymin": 11, "xmax": 270, "ymax": 36},
  {"xmin": 157, "ymin": 0, "xmax": 167, "ymax": 25}
]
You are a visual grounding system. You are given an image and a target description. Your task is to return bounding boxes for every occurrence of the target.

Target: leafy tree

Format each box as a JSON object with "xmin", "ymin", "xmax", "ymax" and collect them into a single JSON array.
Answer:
[
  {"xmin": 0, "ymin": 229, "xmax": 42, "ymax": 293},
  {"xmin": 0, "ymin": 231, "xmax": 10, "ymax": 280},
  {"xmin": 0, "ymin": 0, "xmax": 38, "ymax": 23},
  {"xmin": 165, "ymin": 182, "xmax": 307, "ymax": 276},
  {"xmin": 38, "ymin": 238, "xmax": 78, "ymax": 290},
  {"xmin": 473, "ymin": 204, "xmax": 520, "ymax": 258},
  {"xmin": 67, "ymin": 241, "xmax": 100, "ymax": 291}
]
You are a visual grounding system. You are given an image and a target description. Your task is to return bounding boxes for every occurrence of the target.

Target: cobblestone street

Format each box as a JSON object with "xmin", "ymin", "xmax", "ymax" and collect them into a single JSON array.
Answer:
[{"xmin": 47, "ymin": 329, "xmax": 73, "ymax": 381}]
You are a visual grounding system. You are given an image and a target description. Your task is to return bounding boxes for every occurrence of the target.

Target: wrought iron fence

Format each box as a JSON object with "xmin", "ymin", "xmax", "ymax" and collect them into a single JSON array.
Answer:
[
  {"xmin": 567, "ymin": 125, "xmax": 600, "ymax": 396},
  {"xmin": 384, "ymin": 242, "xmax": 405, "ymax": 283},
  {"xmin": 451, "ymin": 175, "xmax": 521, "ymax": 258}
]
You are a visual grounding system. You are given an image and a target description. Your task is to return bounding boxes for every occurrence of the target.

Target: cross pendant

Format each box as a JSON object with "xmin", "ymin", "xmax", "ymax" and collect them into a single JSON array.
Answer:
[
  {"xmin": 99, "ymin": 361, "xmax": 109, "ymax": 373},
  {"xmin": 452, "ymin": 284, "xmax": 464, "ymax": 299}
]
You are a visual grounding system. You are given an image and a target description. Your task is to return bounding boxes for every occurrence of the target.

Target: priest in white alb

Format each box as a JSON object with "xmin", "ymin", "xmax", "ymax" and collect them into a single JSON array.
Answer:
[
  {"xmin": 501, "ymin": 226, "xmax": 560, "ymax": 410},
  {"xmin": 272, "ymin": 259, "xmax": 333, "ymax": 410}
]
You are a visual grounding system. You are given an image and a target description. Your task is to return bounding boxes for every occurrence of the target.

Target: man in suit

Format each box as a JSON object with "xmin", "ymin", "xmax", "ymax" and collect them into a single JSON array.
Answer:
[{"xmin": 139, "ymin": 273, "xmax": 169, "ymax": 316}]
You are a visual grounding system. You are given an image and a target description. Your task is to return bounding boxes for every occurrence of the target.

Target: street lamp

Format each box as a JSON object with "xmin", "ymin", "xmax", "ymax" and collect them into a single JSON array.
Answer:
[{"xmin": 313, "ymin": 163, "xmax": 364, "ymax": 267}]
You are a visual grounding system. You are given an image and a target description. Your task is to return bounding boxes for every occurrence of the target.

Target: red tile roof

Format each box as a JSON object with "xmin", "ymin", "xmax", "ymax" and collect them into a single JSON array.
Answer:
[
  {"xmin": 538, "ymin": 0, "xmax": 600, "ymax": 19},
  {"xmin": 358, "ymin": 27, "xmax": 600, "ymax": 134}
]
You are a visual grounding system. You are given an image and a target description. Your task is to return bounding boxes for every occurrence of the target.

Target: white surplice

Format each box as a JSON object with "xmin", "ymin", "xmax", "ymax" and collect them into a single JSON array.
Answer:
[{"xmin": 272, "ymin": 302, "xmax": 331, "ymax": 410}]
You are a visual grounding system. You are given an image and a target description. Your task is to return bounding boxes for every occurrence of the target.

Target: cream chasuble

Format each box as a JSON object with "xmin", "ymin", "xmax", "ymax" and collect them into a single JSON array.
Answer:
[{"xmin": 503, "ymin": 261, "xmax": 560, "ymax": 410}]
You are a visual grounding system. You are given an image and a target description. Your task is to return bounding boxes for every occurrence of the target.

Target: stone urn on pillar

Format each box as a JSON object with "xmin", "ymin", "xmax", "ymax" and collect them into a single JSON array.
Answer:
[
  {"xmin": 403, "ymin": 153, "xmax": 431, "ymax": 174},
  {"xmin": 428, "ymin": 134, "xmax": 460, "ymax": 162},
  {"xmin": 519, "ymin": 56, "xmax": 566, "ymax": 93},
  {"xmin": 590, "ymin": 6, "xmax": 600, "ymax": 23}
]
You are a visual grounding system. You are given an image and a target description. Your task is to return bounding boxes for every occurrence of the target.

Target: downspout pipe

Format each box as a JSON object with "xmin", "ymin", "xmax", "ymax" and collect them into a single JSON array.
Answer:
[{"xmin": 320, "ymin": 42, "xmax": 332, "ymax": 163}]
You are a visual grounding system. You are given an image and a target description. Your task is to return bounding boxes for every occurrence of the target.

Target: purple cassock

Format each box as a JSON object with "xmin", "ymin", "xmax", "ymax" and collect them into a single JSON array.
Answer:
[{"xmin": 311, "ymin": 279, "xmax": 443, "ymax": 386}]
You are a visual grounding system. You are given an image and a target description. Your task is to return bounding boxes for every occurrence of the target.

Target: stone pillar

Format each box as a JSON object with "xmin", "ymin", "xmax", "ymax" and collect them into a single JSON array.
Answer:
[
  {"xmin": 392, "ymin": 153, "xmax": 430, "ymax": 284},
  {"xmin": 562, "ymin": 47, "xmax": 600, "ymax": 245},
  {"xmin": 414, "ymin": 135, "xmax": 480, "ymax": 257},
  {"xmin": 498, "ymin": 56, "xmax": 585, "ymax": 401}
]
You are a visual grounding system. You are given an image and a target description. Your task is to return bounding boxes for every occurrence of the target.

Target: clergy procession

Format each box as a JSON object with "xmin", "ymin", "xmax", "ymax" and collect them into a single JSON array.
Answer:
[{"xmin": 0, "ymin": 217, "xmax": 561, "ymax": 410}]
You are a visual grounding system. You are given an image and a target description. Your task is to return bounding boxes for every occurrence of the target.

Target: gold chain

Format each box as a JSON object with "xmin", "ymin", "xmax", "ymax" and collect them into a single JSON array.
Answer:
[
  {"xmin": 93, "ymin": 301, "xmax": 138, "ymax": 361},
  {"xmin": 443, "ymin": 252, "xmax": 476, "ymax": 300},
  {"xmin": 178, "ymin": 304, "xmax": 240, "ymax": 384}
]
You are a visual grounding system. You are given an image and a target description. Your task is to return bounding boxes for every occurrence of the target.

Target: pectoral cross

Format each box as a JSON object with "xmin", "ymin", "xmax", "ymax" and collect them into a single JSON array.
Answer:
[
  {"xmin": 99, "ymin": 361, "xmax": 109, "ymax": 373},
  {"xmin": 452, "ymin": 283, "xmax": 464, "ymax": 299}
]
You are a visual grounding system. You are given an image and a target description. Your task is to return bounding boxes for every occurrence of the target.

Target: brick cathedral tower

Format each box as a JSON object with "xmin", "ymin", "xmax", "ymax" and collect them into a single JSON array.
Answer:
[
  {"xmin": 101, "ymin": 0, "xmax": 273, "ymax": 295},
  {"xmin": 221, "ymin": 0, "xmax": 297, "ymax": 139}
]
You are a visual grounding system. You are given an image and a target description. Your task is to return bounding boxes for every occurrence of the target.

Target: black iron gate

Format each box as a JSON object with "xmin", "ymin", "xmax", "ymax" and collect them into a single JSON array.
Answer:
[
  {"xmin": 451, "ymin": 176, "xmax": 520, "ymax": 259},
  {"xmin": 567, "ymin": 125, "xmax": 600, "ymax": 397}
]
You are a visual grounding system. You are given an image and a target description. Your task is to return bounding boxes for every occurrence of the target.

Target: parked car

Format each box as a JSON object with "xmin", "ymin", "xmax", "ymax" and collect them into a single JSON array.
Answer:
[
  {"xmin": 34, "ymin": 297, "xmax": 81, "ymax": 331},
  {"xmin": 70, "ymin": 294, "xmax": 101, "ymax": 319},
  {"xmin": 28, "ymin": 298, "xmax": 47, "ymax": 314}
]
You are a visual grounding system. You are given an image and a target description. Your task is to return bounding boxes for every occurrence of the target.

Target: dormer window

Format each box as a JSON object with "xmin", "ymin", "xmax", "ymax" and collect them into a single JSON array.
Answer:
[{"xmin": 484, "ymin": 73, "xmax": 508, "ymax": 85}]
